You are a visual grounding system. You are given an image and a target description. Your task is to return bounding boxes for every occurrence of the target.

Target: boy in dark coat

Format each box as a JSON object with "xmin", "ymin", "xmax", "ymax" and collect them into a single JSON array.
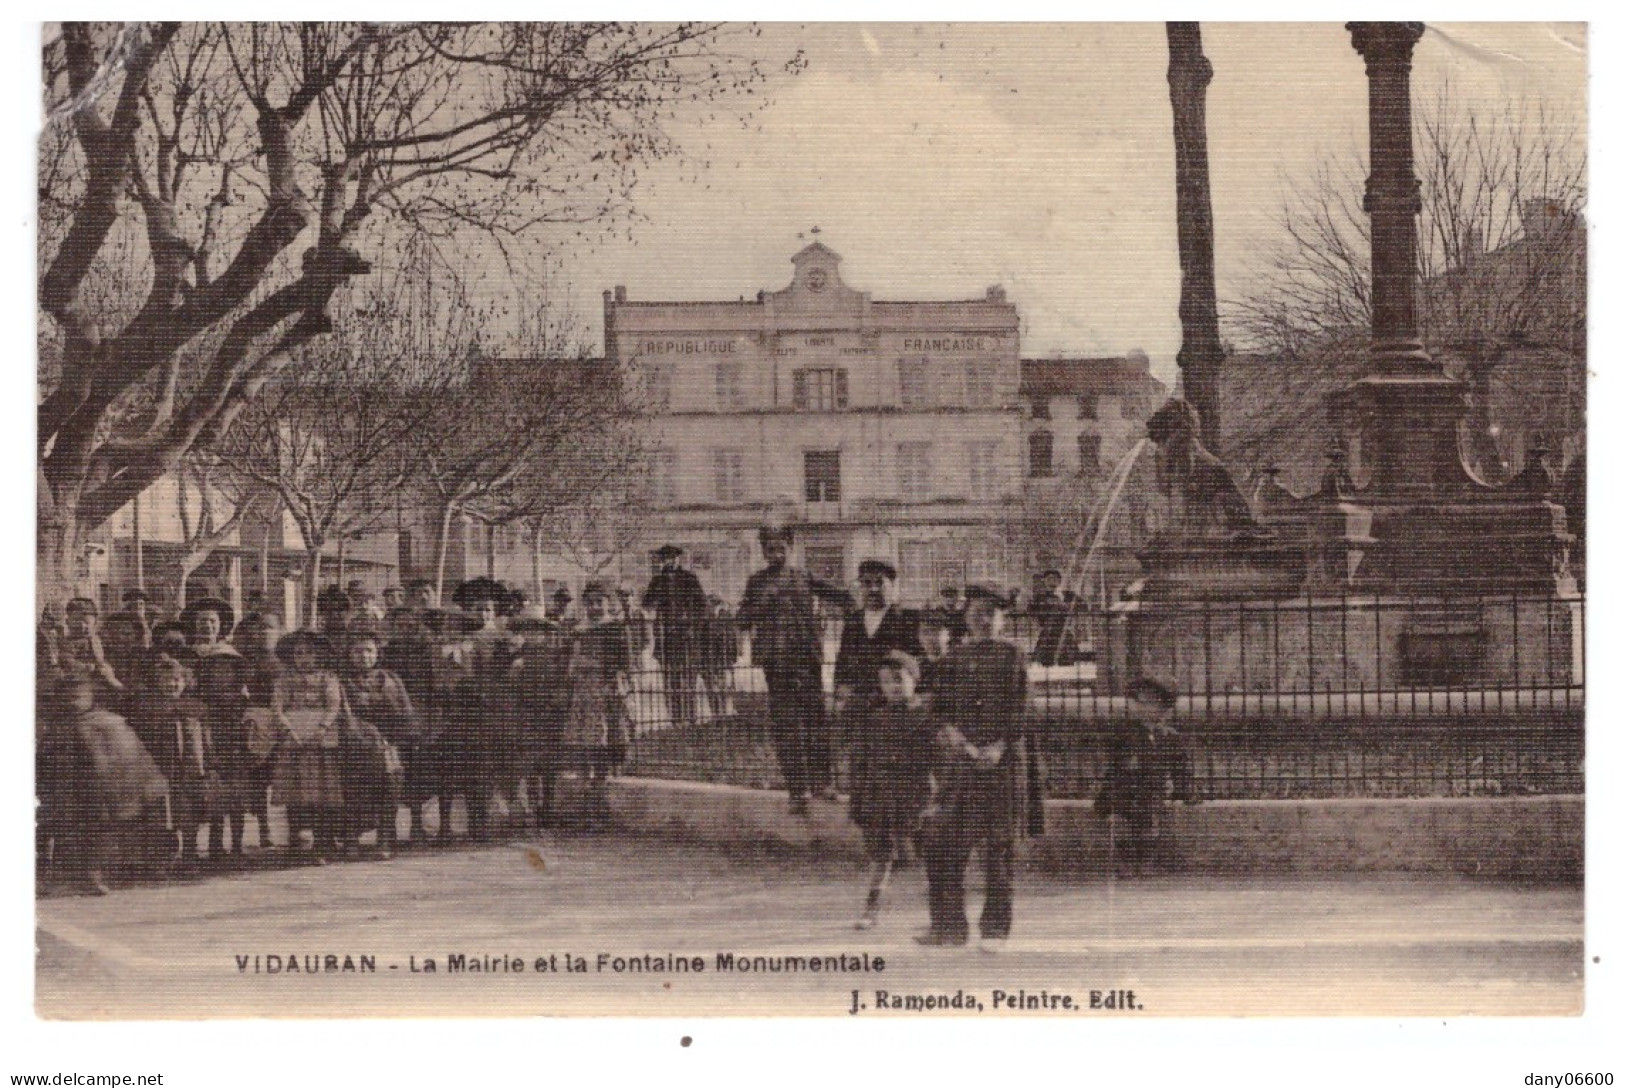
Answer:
[
  {"xmin": 642, "ymin": 544, "xmax": 709, "ymax": 728},
  {"xmin": 1095, "ymin": 675, "xmax": 1198, "ymax": 876},
  {"xmin": 848, "ymin": 651, "xmax": 934, "ymax": 931},
  {"xmin": 918, "ymin": 586, "xmax": 1041, "ymax": 951}
]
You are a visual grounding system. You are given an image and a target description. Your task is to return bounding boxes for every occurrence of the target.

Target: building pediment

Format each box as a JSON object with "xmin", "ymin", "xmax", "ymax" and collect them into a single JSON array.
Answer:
[{"xmin": 765, "ymin": 242, "xmax": 868, "ymax": 314}]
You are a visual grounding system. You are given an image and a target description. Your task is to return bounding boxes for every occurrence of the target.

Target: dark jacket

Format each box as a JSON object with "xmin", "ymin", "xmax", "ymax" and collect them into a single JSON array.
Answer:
[
  {"xmin": 642, "ymin": 567, "xmax": 710, "ymax": 661},
  {"xmin": 737, "ymin": 567, "xmax": 851, "ymax": 673},
  {"xmin": 928, "ymin": 638, "xmax": 1044, "ymax": 841},
  {"xmin": 834, "ymin": 606, "xmax": 923, "ymax": 702}
]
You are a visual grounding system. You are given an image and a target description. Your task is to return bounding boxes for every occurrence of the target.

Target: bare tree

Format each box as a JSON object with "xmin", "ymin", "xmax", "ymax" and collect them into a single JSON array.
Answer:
[
  {"xmin": 421, "ymin": 355, "xmax": 644, "ymax": 597},
  {"xmin": 212, "ymin": 257, "xmax": 464, "ymax": 620},
  {"xmin": 1229, "ymin": 87, "xmax": 1585, "ymax": 358},
  {"xmin": 38, "ymin": 21, "xmax": 795, "ymax": 602},
  {"xmin": 171, "ymin": 451, "xmax": 262, "ymax": 607},
  {"xmin": 1225, "ymin": 86, "xmax": 1586, "ymax": 482}
]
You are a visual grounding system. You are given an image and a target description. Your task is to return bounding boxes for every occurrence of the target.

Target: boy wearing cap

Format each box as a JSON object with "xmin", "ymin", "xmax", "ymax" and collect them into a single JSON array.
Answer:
[
  {"xmin": 848, "ymin": 650, "xmax": 934, "ymax": 931},
  {"xmin": 834, "ymin": 559, "xmax": 921, "ymax": 715},
  {"xmin": 918, "ymin": 586, "xmax": 1043, "ymax": 951},
  {"xmin": 1096, "ymin": 676, "xmax": 1198, "ymax": 877}
]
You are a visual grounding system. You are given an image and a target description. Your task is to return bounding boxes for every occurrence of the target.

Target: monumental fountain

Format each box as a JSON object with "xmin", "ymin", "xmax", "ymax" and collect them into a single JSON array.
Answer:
[{"xmin": 1102, "ymin": 22, "xmax": 1579, "ymax": 704}]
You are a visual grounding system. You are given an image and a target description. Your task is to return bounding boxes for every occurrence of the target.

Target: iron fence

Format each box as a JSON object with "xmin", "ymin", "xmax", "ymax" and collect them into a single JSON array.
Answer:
[{"xmin": 621, "ymin": 593, "xmax": 1584, "ymax": 800}]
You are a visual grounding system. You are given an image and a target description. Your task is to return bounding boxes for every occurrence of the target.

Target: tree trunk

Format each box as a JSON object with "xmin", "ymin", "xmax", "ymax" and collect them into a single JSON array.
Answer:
[
  {"xmin": 531, "ymin": 526, "xmax": 543, "ymax": 602},
  {"xmin": 132, "ymin": 492, "xmax": 145, "ymax": 592},
  {"xmin": 305, "ymin": 548, "xmax": 324, "ymax": 631},
  {"xmin": 431, "ymin": 499, "xmax": 458, "ymax": 603},
  {"xmin": 37, "ymin": 514, "xmax": 88, "ymax": 613},
  {"xmin": 178, "ymin": 561, "xmax": 195, "ymax": 609}
]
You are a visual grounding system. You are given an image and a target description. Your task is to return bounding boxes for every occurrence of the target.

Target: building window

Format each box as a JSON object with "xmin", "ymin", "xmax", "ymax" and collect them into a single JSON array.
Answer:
[
  {"xmin": 966, "ymin": 537, "xmax": 1007, "ymax": 588},
  {"xmin": 1028, "ymin": 431, "xmax": 1054, "ymax": 478},
  {"xmin": 644, "ymin": 363, "xmax": 673, "ymax": 412},
  {"xmin": 965, "ymin": 360, "xmax": 999, "ymax": 407},
  {"xmin": 804, "ymin": 545, "xmax": 846, "ymax": 587},
  {"xmin": 1077, "ymin": 392, "xmax": 1099, "ymax": 420},
  {"xmin": 793, "ymin": 368, "xmax": 848, "ymax": 411},
  {"xmin": 804, "ymin": 450, "xmax": 842, "ymax": 502},
  {"xmin": 1078, "ymin": 434, "xmax": 1102, "ymax": 474},
  {"xmin": 715, "ymin": 362, "xmax": 744, "ymax": 411},
  {"xmin": 897, "ymin": 441, "xmax": 934, "ymax": 500},
  {"xmin": 899, "ymin": 360, "xmax": 931, "ymax": 409},
  {"xmin": 648, "ymin": 448, "xmax": 679, "ymax": 506},
  {"xmin": 1030, "ymin": 398, "xmax": 1051, "ymax": 420},
  {"xmin": 712, "ymin": 448, "xmax": 745, "ymax": 503},
  {"xmin": 966, "ymin": 440, "xmax": 1005, "ymax": 500},
  {"xmin": 900, "ymin": 540, "xmax": 968, "ymax": 605}
]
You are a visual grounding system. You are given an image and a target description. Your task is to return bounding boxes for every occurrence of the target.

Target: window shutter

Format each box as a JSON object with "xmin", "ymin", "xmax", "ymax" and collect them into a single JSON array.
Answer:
[
  {"xmin": 835, "ymin": 369, "xmax": 849, "ymax": 409},
  {"xmin": 793, "ymin": 370, "xmax": 807, "ymax": 410}
]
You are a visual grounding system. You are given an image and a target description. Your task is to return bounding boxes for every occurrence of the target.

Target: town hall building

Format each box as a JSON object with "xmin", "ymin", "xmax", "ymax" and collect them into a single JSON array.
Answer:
[{"xmin": 605, "ymin": 242, "xmax": 1026, "ymax": 605}]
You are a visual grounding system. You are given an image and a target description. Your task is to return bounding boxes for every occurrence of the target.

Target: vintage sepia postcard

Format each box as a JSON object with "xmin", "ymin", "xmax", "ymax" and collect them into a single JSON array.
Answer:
[{"xmin": 28, "ymin": 19, "xmax": 1590, "ymax": 1050}]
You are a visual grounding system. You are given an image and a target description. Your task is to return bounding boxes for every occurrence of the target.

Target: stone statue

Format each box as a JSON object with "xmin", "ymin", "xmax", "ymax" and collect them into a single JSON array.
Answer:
[{"xmin": 1145, "ymin": 398, "xmax": 1270, "ymax": 542}]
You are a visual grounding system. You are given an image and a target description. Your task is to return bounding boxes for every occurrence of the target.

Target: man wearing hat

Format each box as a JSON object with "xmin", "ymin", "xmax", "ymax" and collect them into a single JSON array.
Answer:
[
  {"xmin": 641, "ymin": 545, "xmax": 710, "ymax": 729},
  {"xmin": 546, "ymin": 587, "xmax": 575, "ymax": 627},
  {"xmin": 918, "ymin": 585, "xmax": 1043, "ymax": 950},
  {"xmin": 834, "ymin": 559, "xmax": 921, "ymax": 716},
  {"xmin": 1031, "ymin": 569, "xmax": 1071, "ymax": 666},
  {"xmin": 737, "ymin": 524, "xmax": 854, "ymax": 814}
]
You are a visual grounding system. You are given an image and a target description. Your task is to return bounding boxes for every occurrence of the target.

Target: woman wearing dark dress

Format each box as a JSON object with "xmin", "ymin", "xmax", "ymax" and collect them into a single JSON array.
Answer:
[
  {"xmin": 132, "ymin": 654, "xmax": 216, "ymax": 872},
  {"xmin": 182, "ymin": 598, "xmax": 255, "ymax": 865},
  {"xmin": 507, "ymin": 606, "xmax": 571, "ymax": 830}
]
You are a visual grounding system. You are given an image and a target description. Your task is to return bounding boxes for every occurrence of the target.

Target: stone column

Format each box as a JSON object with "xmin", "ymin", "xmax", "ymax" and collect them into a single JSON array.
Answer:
[
  {"xmin": 1166, "ymin": 22, "xmax": 1225, "ymax": 450},
  {"xmin": 1348, "ymin": 22, "xmax": 1433, "ymax": 373},
  {"xmin": 1310, "ymin": 21, "xmax": 1574, "ymax": 596}
]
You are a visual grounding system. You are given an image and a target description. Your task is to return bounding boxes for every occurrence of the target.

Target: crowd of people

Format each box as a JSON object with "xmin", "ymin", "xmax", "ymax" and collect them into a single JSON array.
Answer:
[
  {"xmin": 37, "ymin": 575, "xmax": 648, "ymax": 895},
  {"xmin": 36, "ymin": 525, "xmax": 1194, "ymax": 951}
]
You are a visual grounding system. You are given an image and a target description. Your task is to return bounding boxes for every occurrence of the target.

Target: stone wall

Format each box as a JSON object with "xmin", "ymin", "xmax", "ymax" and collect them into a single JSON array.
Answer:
[{"xmin": 608, "ymin": 777, "xmax": 1582, "ymax": 882}]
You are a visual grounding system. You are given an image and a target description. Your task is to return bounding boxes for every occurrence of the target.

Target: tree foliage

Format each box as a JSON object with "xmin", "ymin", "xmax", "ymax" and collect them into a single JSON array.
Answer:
[{"xmin": 37, "ymin": 21, "xmax": 793, "ymax": 596}]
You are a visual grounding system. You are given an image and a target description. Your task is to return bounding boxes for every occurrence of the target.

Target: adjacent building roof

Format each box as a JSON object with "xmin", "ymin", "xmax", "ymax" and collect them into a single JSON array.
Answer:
[{"xmin": 1019, "ymin": 353, "xmax": 1166, "ymax": 399}]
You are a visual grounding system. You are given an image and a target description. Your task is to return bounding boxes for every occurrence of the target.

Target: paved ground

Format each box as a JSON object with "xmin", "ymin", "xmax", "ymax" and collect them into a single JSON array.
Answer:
[{"xmin": 35, "ymin": 834, "xmax": 1583, "ymax": 1019}]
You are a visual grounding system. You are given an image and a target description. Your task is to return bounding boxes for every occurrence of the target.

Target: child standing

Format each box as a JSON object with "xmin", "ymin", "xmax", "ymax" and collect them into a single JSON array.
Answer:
[
  {"xmin": 341, "ymin": 632, "xmax": 414, "ymax": 858},
  {"xmin": 561, "ymin": 582, "xmax": 631, "ymax": 829},
  {"xmin": 132, "ymin": 654, "xmax": 217, "ymax": 873},
  {"xmin": 1095, "ymin": 675, "xmax": 1196, "ymax": 877},
  {"xmin": 917, "ymin": 586, "xmax": 1043, "ymax": 952},
  {"xmin": 269, "ymin": 632, "xmax": 346, "ymax": 864},
  {"xmin": 847, "ymin": 650, "xmax": 935, "ymax": 931}
]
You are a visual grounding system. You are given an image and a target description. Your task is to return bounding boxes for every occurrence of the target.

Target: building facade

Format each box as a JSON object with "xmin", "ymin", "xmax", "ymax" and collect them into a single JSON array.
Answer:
[
  {"xmin": 1019, "ymin": 353, "xmax": 1167, "ymax": 603},
  {"xmin": 607, "ymin": 243, "xmax": 1025, "ymax": 606}
]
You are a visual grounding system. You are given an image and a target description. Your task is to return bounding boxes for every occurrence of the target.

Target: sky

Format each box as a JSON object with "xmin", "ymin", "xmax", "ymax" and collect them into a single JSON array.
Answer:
[{"xmin": 521, "ymin": 22, "xmax": 1586, "ymax": 384}]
